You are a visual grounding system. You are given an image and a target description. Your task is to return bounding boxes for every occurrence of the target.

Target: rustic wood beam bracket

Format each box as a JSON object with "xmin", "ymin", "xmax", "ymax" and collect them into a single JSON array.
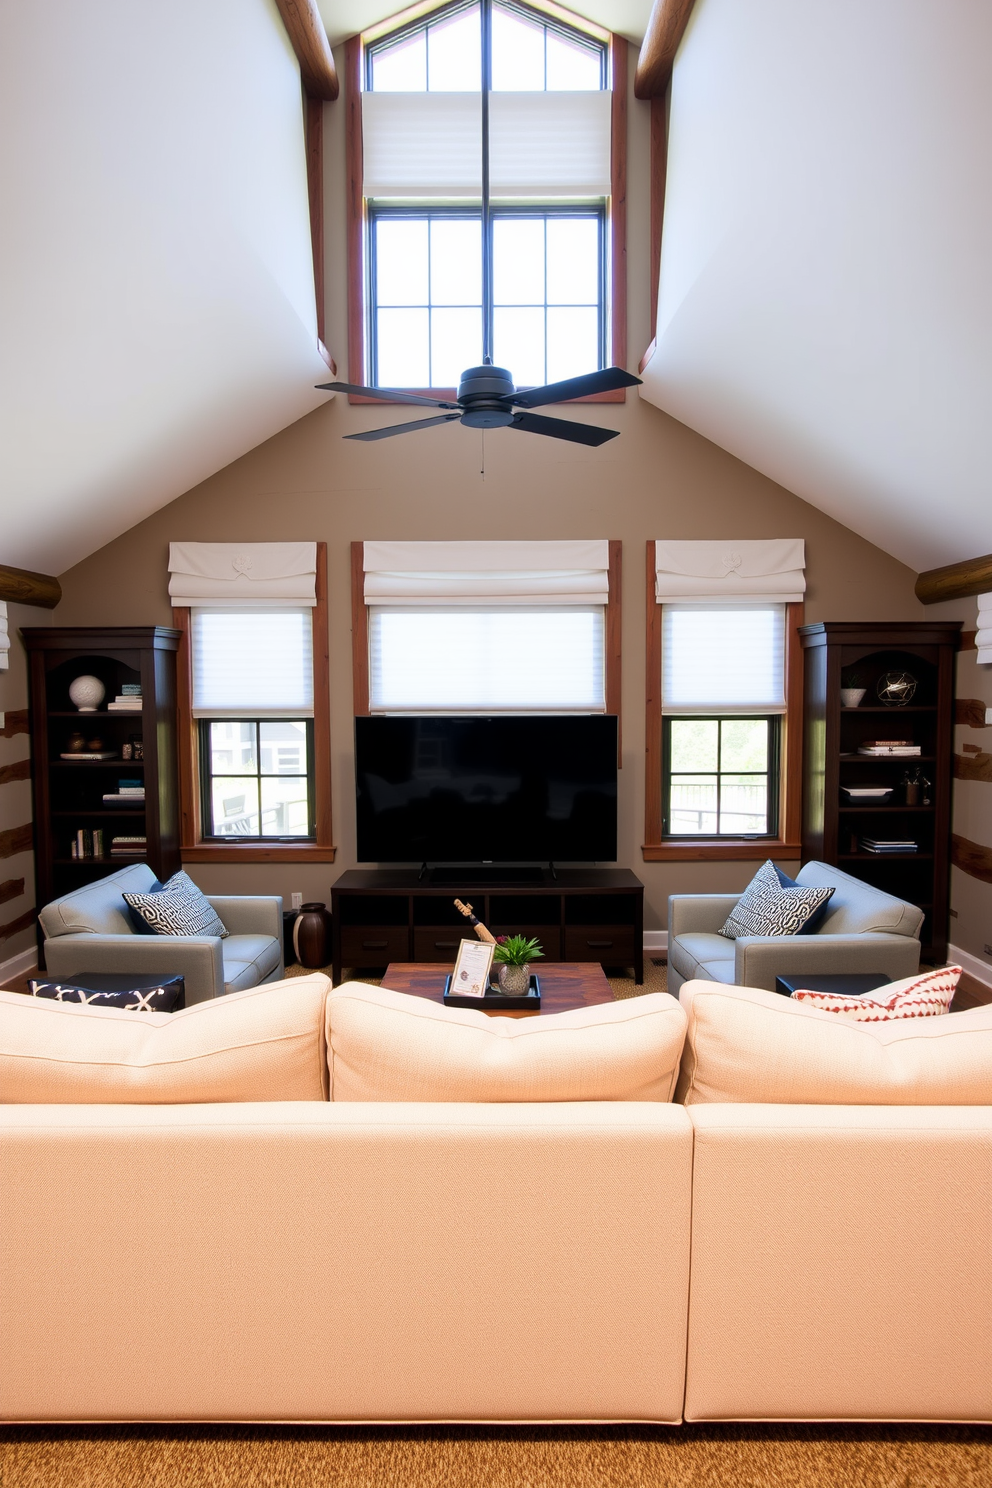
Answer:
[
  {"xmin": 274, "ymin": 0, "xmax": 339, "ymax": 100},
  {"xmin": 916, "ymin": 552, "xmax": 992, "ymax": 605},
  {"xmin": 0, "ymin": 565, "xmax": 61, "ymax": 609},
  {"xmin": 634, "ymin": 0, "xmax": 697, "ymax": 99}
]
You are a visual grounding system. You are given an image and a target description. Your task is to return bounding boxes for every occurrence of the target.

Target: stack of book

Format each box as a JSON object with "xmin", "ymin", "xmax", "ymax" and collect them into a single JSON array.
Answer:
[
  {"xmin": 108, "ymin": 684, "xmax": 142, "ymax": 712},
  {"xmin": 861, "ymin": 836, "xmax": 918, "ymax": 854},
  {"xmin": 857, "ymin": 740, "xmax": 921, "ymax": 756},
  {"xmin": 71, "ymin": 828, "xmax": 105, "ymax": 859},
  {"xmin": 102, "ymin": 778, "xmax": 145, "ymax": 807},
  {"xmin": 111, "ymin": 835, "xmax": 147, "ymax": 857},
  {"xmin": 60, "ymin": 748, "xmax": 116, "ymax": 761}
]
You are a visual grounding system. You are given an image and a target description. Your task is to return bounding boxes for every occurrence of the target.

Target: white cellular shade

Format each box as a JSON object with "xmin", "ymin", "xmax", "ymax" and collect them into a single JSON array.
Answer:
[
  {"xmin": 192, "ymin": 609, "xmax": 313, "ymax": 718},
  {"xmin": 662, "ymin": 606, "xmax": 786, "ymax": 715},
  {"xmin": 0, "ymin": 601, "xmax": 8, "ymax": 671},
  {"xmin": 370, "ymin": 608, "xmax": 605, "ymax": 712},
  {"xmin": 977, "ymin": 593, "xmax": 992, "ymax": 664}
]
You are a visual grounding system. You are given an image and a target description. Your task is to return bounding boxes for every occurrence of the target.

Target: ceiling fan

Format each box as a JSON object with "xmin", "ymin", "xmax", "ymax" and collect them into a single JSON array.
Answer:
[{"xmin": 317, "ymin": 0, "xmax": 641, "ymax": 446}]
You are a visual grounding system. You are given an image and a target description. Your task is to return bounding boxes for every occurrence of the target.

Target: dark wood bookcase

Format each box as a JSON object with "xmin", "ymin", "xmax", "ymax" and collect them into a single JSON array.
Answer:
[
  {"xmin": 22, "ymin": 627, "xmax": 183, "ymax": 924},
  {"xmin": 799, "ymin": 621, "xmax": 960, "ymax": 962}
]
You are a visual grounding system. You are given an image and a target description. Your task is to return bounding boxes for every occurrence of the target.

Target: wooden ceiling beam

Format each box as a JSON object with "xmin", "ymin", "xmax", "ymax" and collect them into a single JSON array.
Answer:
[
  {"xmin": 916, "ymin": 552, "xmax": 992, "ymax": 605},
  {"xmin": 634, "ymin": 0, "xmax": 698, "ymax": 99},
  {"xmin": 0, "ymin": 564, "xmax": 61, "ymax": 609},
  {"xmin": 274, "ymin": 0, "xmax": 339, "ymax": 101}
]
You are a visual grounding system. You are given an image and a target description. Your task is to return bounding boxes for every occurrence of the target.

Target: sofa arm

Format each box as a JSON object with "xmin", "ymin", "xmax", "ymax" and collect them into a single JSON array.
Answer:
[
  {"xmin": 668, "ymin": 894, "xmax": 739, "ymax": 938},
  {"xmin": 43, "ymin": 934, "xmax": 226, "ymax": 1005},
  {"xmin": 733, "ymin": 932, "xmax": 922, "ymax": 992},
  {"xmin": 207, "ymin": 895, "xmax": 283, "ymax": 939}
]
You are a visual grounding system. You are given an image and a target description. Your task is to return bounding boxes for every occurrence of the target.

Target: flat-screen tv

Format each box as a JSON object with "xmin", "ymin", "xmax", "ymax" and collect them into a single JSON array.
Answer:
[{"xmin": 355, "ymin": 715, "xmax": 618, "ymax": 863}]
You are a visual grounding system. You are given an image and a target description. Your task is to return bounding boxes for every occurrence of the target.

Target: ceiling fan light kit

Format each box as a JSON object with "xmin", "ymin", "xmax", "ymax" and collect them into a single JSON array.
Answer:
[{"xmin": 319, "ymin": 0, "xmax": 640, "ymax": 447}]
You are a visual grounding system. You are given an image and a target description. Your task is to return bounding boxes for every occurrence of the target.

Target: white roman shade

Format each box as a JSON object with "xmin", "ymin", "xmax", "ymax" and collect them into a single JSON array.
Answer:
[
  {"xmin": 362, "ymin": 91, "xmax": 612, "ymax": 199},
  {"xmin": 191, "ymin": 610, "xmax": 313, "ymax": 718},
  {"xmin": 169, "ymin": 542, "xmax": 317, "ymax": 607},
  {"xmin": 0, "ymin": 602, "xmax": 8, "ymax": 671},
  {"xmin": 663, "ymin": 606, "xmax": 787, "ymax": 715},
  {"xmin": 977, "ymin": 592, "xmax": 992, "ymax": 664},
  {"xmin": 654, "ymin": 540, "xmax": 806, "ymax": 603},
  {"xmin": 363, "ymin": 540, "xmax": 610, "ymax": 606}
]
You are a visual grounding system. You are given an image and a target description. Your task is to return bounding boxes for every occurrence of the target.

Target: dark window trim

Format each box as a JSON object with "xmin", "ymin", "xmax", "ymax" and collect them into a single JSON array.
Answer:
[
  {"xmin": 197, "ymin": 718, "xmax": 317, "ymax": 843},
  {"xmin": 661, "ymin": 714, "xmax": 781, "ymax": 841}
]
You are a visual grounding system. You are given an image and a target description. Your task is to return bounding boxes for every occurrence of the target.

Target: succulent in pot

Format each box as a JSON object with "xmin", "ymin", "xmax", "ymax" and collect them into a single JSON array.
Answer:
[
  {"xmin": 840, "ymin": 670, "xmax": 867, "ymax": 708},
  {"xmin": 492, "ymin": 934, "xmax": 543, "ymax": 995}
]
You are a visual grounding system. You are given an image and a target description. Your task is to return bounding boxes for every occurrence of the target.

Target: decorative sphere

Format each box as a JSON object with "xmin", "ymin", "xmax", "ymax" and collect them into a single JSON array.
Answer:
[
  {"xmin": 877, "ymin": 670, "xmax": 917, "ymax": 706},
  {"xmin": 68, "ymin": 674, "xmax": 106, "ymax": 712}
]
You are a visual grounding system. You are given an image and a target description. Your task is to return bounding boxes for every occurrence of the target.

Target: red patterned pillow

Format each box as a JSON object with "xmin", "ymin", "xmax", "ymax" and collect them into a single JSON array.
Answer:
[{"xmin": 791, "ymin": 965, "xmax": 961, "ymax": 1022}]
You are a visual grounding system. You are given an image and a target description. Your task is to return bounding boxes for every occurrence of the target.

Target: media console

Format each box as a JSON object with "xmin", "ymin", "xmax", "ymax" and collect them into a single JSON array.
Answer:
[{"xmin": 330, "ymin": 869, "xmax": 645, "ymax": 986}]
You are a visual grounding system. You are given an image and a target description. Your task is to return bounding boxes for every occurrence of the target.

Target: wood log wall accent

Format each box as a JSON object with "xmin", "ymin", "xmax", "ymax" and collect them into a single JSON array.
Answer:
[
  {"xmin": 0, "ymin": 908, "xmax": 35, "ymax": 942},
  {"xmin": 0, "ymin": 759, "xmax": 31, "ymax": 788},
  {"xmin": 0, "ymin": 824, "xmax": 33, "ymax": 859},
  {"xmin": 952, "ymin": 833, "xmax": 992, "ymax": 885},
  {"xmin": 635, "ymin": 0, "xmax": 698, "ymax": 98},
  {"xmin": 954, "ymin": 750, "xmax": 992, "ymax": 783},
  {"xmin": 1, "ymin": 710, "xmax": 29, "ymax": 738},
  {"xmin": 956, "ymin": 698, "xmax": 990, "ymax": 728},
  {"xmin": 273, "ymin": 0, "xmax": 339, "ymax": 100},
  {"xmin": 916, "ymin": 551, "xmax": 992, "ymax": 605},
  {"xmin": 0, "ymin": 565, "xmax": 61, "ymax": 609},
  {"xmin": 0, "ymin": 878, "xmax": 24, "ymax": 906}
]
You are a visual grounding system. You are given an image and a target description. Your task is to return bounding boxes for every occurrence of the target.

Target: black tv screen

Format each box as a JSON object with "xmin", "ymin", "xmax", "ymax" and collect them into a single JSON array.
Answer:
[{"xmin": 355, "ymin": 715, "xmax": 618, "ymax": 863}]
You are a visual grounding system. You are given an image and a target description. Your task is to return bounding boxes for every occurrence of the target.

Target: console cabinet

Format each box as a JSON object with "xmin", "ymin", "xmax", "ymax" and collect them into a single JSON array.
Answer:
[{"xmin": 330, "ymin": 869, "xmax": 645, "ymax": 985}]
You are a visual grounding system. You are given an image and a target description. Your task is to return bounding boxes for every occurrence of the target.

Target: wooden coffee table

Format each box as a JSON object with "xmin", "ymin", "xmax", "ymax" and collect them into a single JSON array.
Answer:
[{"xmin": 382, "ymin": 962, "xmax": 615, "ymax": 1017}]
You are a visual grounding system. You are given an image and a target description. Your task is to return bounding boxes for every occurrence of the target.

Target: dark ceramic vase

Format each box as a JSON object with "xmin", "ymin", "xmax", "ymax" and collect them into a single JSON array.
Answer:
[{"xmin": 293, "ymin": 903, "xmax": 329, "ymax": 970}]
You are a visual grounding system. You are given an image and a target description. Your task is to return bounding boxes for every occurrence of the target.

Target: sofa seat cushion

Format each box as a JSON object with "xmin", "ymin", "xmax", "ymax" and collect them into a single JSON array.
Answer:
[
  {"xmin": 222, "ymin": 934, "xmax": 283, "ymax": 992},
  {"xmin": 676, "ymin": 979, "xmax": 992, "ymax": 1105},
  {"xmin": 327, "ymin": 983, "xmax": 688, "ymax": 1102},
  {"xmin": 669, "ymin": 933, "xmax": 735, "ymax": 986},
  {"xmin": 0, "ymin": 975, "xmax": 330, "ymax": 1103}
]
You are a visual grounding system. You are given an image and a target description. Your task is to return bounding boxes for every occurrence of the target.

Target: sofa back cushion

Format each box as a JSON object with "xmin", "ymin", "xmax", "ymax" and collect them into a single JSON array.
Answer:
[
  {"xmin": 326, "ymin": 983, "xmax": 687, "ymax": 1102},
  {"xmin": 0, "ymin": 975, "xmax": 329, "ymax": 1102},
  {"xmin": 795, "ymin": 860, "xmax": 923, "ymax": 938},
  {"xmin": 676, "ymin": 979, "xmax": 992, "ymax": 1105},
  {"xmin": 38, "ymin": 861, "xmax": 159, "ymax": 939}
]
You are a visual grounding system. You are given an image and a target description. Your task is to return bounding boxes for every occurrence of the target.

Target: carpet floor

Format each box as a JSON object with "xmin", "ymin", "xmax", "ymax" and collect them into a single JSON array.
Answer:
[{"xmin": 2, "ymin": 1421, "xmax": 990, "ymax": 1488}]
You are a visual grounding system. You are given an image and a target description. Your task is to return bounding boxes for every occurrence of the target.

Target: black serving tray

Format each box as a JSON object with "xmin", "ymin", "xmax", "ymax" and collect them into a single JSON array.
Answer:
[{"xmin": 443, "ymin": 973, "xmax": 541, "ymax": 1010}]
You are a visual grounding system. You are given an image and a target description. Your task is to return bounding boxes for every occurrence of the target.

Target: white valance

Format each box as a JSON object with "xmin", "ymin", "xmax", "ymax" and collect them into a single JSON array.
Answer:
[
  {"xmin": 362, "ymin": 91, "xmax": 612, "ymax": 199},
  {"xmin": 169, "ymin": 542, "xmax": 317, "ymax": 607},
  {"xmin": 977, "ymin": 592, "xmax": 992, "ymax": 664},
  {"xmin": 654, "ymin": 539, "xmax": 806, "ymax": 603},
  {"xmin": 0, "ymin": 601, "xmax": 8, "ymax": 671},
  {"xmin": 363, "ymin": 540, "xmax": 610, "ymax": 606}
]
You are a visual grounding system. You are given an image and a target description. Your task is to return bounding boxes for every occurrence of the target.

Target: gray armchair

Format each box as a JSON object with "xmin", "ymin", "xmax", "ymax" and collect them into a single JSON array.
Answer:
[
  {"xmin": 667, "ymin": 860, "xmax": 923, "ymax": 995},
  {"xmin": 39, "ymin": 863, "xmax": 284, "ymax": 1005}
]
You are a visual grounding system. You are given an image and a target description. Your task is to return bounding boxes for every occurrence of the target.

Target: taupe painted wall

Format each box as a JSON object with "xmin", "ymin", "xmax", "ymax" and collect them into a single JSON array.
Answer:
[{"xmin": 52, "ymin": 43, "xmax": 936, "ymax": 937}]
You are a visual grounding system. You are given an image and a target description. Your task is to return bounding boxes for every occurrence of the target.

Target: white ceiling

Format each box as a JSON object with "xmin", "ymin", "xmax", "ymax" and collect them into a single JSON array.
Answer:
[
  {"xmin": 0, "ymin": 0, "xmax": 330, "ymax": 576},
  {"xmin": 316, "ymin": 0, "xmax": 654, "ymax": 47},
  {"xmin": 639, "ymin": 0, "xmax": 992, "ymax": 573}
]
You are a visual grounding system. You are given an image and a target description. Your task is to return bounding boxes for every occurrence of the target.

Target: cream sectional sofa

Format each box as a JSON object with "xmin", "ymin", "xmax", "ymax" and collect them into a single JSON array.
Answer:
[{"xmin": 1, "ymin": 976, "xmax": 990, "ymax": 1425}]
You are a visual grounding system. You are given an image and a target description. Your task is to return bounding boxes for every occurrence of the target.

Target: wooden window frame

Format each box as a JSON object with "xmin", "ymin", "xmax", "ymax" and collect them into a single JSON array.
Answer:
[
  {"xmin": 345, "ymin": 13, "xmax": 627, "ymax": 405},
  {"xmin": 174, "ymin": 542, "xmax": 335, "ymax": 863},
  {"xmin": 352, "ymin": 538, "xmax": 622, "ymax": 760},
  {"xmin": 642, "ymin": 540, "xmax": 803, "ymax": 861}
]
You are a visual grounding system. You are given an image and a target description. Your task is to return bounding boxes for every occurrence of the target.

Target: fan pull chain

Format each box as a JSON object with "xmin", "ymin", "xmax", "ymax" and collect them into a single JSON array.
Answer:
[{"xmin": 480, "ymin": 430, "xmax": 486, "ymax": 480}]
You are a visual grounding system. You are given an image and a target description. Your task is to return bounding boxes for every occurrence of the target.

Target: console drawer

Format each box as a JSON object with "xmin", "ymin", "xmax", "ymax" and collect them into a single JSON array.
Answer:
[
  {"xmin": 340, "ymin": 926, "xmax": 410, "ymax": 964},
  {"xmin": 413, "ymin": 928, "xmax": 467, "ymax": 963},
  {"xmin": 564, "ymin": 926, "xmax": 636, "ymax": 963}
]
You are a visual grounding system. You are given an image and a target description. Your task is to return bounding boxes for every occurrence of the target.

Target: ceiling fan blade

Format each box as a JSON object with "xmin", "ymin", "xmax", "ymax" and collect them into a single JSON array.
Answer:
[
  {"xmin": 316, "ymin": 381, "xmax": 459, "ymax": 409},
  {"xmin": 510, "ymin": 367, "xmax": 641, "ymax": 409},
  {"xmin": 509, "ymin": 412, "xmax": 618, "ymax": 447},
  {"xmin": 344, "ymin": 414, "xmax": 462, "ymax": 442}
]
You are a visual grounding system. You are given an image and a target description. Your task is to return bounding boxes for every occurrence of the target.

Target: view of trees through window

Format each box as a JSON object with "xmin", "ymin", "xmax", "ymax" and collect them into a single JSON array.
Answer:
[
  {"xmin": 201, "ymin": 721, "xmax": 313, "ymax": 838},
  {"xmin": 664, "ymin": 718, "xmax": 776, "ymax": 837}
]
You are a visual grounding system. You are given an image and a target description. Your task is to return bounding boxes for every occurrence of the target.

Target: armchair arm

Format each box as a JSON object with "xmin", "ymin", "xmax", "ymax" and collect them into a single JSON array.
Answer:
[
  {"xmin": 207, "ymin": 895, "xmax": 283, "ymax": 939},
  {"xmin": 668, "ymin": 894, "xmax": 739, "ymax": 938},
  {"xmin": 43, "ymin": 934, "xmax": 225, "ymax": 1005},
  {"xmin": 734, "ymin": 932, "xmax": 922, "ymax": 992}
]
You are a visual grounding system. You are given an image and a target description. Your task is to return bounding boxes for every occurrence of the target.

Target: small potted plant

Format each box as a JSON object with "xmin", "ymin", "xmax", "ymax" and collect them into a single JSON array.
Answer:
[
  {"xmin": 493, "ymin": 934, "xmax": 544, "ymax": 995},
  {"xmin": 841, "ymin": 670, "xmax": 867, "ymax": 708}
]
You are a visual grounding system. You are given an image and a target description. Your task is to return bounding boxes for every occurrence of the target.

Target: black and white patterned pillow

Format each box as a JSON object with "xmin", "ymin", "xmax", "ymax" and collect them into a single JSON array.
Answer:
[
  {"xmin": 123, "ymin": 870, "xmax": 228, "ymax": 939},
  {"xmin": 719, "ymin": 859, "xmax": 834, "ymax": 940}
]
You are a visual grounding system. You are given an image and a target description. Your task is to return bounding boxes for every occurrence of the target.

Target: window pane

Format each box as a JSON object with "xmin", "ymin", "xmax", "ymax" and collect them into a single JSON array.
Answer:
[
  {"xmin": 492, "ymin": 6, "xmax": 544, "ymax": 90},
  {"xmin": 430, "ymin": 307, "xmax": 482, "ymax": 386},
  {"xmin": 493, "ymin": 219, "xmax": 545, "ymax": 305},
  {"xmin": 260, "ymin": 777, "xmax": 310, "ymax": 837},
  {"xmin": 259, "ymin": 721, "xmax": 308, "ymax": 776},
  {"xmin": 494, "ymin": 306, "xmax": 545, "ymax": 386},
  {"xmin": 371, "ymin": 30, "xmax": 427, "ymax": 91},
  {"xmin": 427, "ymin": 6, "xmax": 480, "ymax": 91},
  {"xmin": 376, "ymin": 219, "xmax": 428, "ymax": 307},
  {"xmin": 670, "ymin": 719, "xmax": 718, "ymax": 773},
  {"xmin": 720, "ymin": 775, "xmax": 768, "ymax": 834},
  {"xmin": 212, "ymin": 777, "xmax": 260, "ymax": 836},
  {"xmin": 546, "ymin": 306, "xmax": 599, "ymax": 382},
  {"xmin": 669, "ymin": 776, "xmax": 717, "ymax": 835},
  {"xmin": 546, "ymin": 31, "xmax": 602, "ymax": 90},
  {"xmin": 377, "ymin": 307, "xmax": 430, "ymax": 386},
  {"xmin": 429, "ymin": 218, "xmax": 481, "ymax": 306},
  {"xmin": 209, "ymin": 721, "xmax": 256, "ymax": 776},
  {"xmin": 721, "ymin": 719, "xmax": 769, "ymax": 772},
  {"xmin": 547, "ymin": 218, "xmax": 599, "ymax": 304}
]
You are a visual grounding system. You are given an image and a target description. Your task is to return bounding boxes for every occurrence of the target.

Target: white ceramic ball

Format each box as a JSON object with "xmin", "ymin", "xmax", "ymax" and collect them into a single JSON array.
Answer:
[{"xmin": 68, "ymin": 674, "xmax": 106, "ymax": 712}]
